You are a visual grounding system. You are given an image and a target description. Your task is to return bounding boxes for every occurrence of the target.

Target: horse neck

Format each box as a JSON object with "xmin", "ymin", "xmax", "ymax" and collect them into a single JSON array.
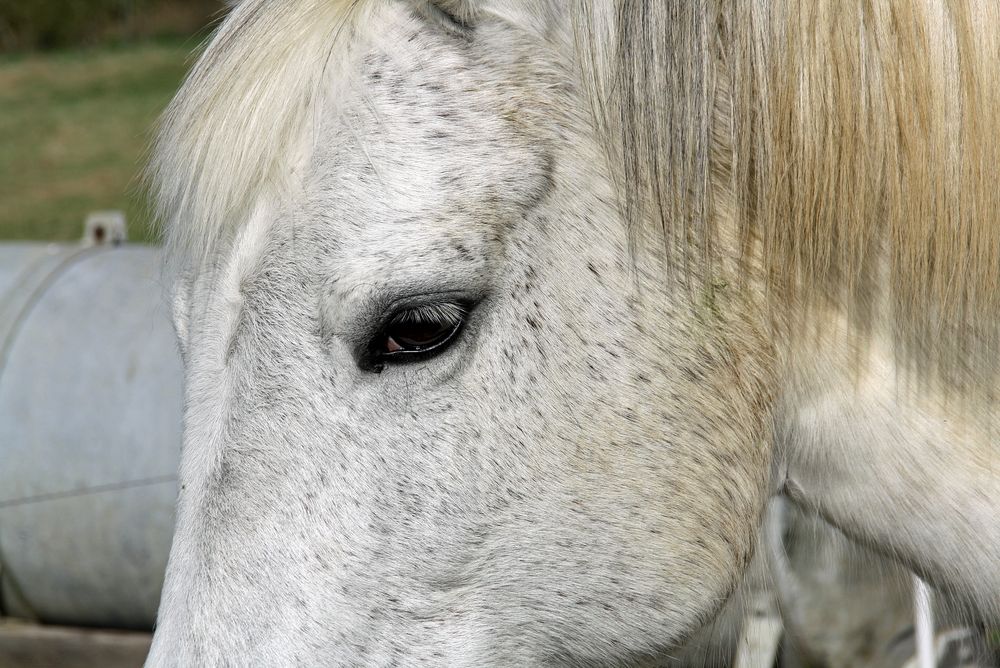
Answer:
[{"xmin": 772, "ymin": 309, "xmax": 1000, "ymax": 622}]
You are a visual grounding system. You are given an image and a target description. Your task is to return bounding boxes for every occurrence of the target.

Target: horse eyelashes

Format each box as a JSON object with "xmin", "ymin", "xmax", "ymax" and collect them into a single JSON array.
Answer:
[{"xmin": 387, "ymin": 302, "xmax": 467, "ymax": 328}]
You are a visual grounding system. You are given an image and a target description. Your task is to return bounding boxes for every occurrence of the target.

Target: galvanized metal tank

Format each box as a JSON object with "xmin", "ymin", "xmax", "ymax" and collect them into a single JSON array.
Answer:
[{"xmin": 0, "ymin": 242, "xmax": 182, "ymax": 630}]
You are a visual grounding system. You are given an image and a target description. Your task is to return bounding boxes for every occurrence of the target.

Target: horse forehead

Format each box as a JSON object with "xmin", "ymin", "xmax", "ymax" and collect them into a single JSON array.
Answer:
[
  {"xmin": 294, "ymin": 32, "xmax": 561, "ymax": 294},
  {"xmin": 319, "ymin": 53, "xmax": 548, "ymax": 206}
]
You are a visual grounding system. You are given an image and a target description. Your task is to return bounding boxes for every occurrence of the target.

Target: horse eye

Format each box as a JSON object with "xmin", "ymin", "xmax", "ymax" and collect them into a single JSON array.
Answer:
[{"xmin": 373, "ymin": 302, "xmax": 468, "ymax": 366}]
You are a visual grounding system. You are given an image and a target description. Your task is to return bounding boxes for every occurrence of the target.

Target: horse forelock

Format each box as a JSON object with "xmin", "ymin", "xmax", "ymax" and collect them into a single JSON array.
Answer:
[
  {"xmin": 149, "ymin": 0, "xmax": 374, "ymax": 271},
  {"xmin": 575, "ymin": 0, "xmax": 1000, "ymax": 398}
]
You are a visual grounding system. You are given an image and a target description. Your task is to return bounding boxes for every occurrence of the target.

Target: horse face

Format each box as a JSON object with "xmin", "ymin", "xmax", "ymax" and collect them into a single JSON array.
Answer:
[{"xmin": 148, "ymin": 2, "xmax": 773, "ymax": 664}]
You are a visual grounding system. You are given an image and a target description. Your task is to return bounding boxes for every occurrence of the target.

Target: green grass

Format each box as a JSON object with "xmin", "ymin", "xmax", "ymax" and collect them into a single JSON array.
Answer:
[{"xmin": 0, "ymin": 39, "xmax": 197, "ymax": 243}]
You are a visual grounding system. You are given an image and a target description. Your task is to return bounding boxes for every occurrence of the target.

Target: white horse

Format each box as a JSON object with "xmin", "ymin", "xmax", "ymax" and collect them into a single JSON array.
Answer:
[{"xmin": 145, "ymin": 1, "xmax": 1000, "ymax": 664}]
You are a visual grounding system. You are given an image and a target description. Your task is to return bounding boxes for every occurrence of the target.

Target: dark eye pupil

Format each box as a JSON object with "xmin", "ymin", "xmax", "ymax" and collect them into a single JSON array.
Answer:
[{"xmin": 388, "ymin": 321, "xmax": 452, "ymax": 349}]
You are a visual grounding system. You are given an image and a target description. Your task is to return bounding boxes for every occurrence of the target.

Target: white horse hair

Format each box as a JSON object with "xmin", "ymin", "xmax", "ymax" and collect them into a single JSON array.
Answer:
[{"xmin": 146, "ymin": 1, "xmax": 999, "ymax": 665}]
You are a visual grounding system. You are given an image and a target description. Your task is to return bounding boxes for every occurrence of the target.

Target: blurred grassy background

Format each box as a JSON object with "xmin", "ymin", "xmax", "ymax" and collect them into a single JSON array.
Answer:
[{"xmin": 0, "ymin": 0, "xmax": 223, "ymax": 243}]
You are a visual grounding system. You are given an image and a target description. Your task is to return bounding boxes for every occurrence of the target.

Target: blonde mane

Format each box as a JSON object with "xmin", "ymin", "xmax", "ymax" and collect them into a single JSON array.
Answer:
[
  {"xmin": 152, "ymin": 0, "xmax": 1000, "ymax": 392},
  {"xmin": 577, "ymin": 0, "xmax": 1000, "ymax": 393}
]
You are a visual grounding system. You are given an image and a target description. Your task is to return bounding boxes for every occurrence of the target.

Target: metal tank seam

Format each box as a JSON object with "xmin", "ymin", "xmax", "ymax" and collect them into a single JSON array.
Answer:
[{"xmin": 0, "ymin": 246, "xmax": 103, "ymax": 389}]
